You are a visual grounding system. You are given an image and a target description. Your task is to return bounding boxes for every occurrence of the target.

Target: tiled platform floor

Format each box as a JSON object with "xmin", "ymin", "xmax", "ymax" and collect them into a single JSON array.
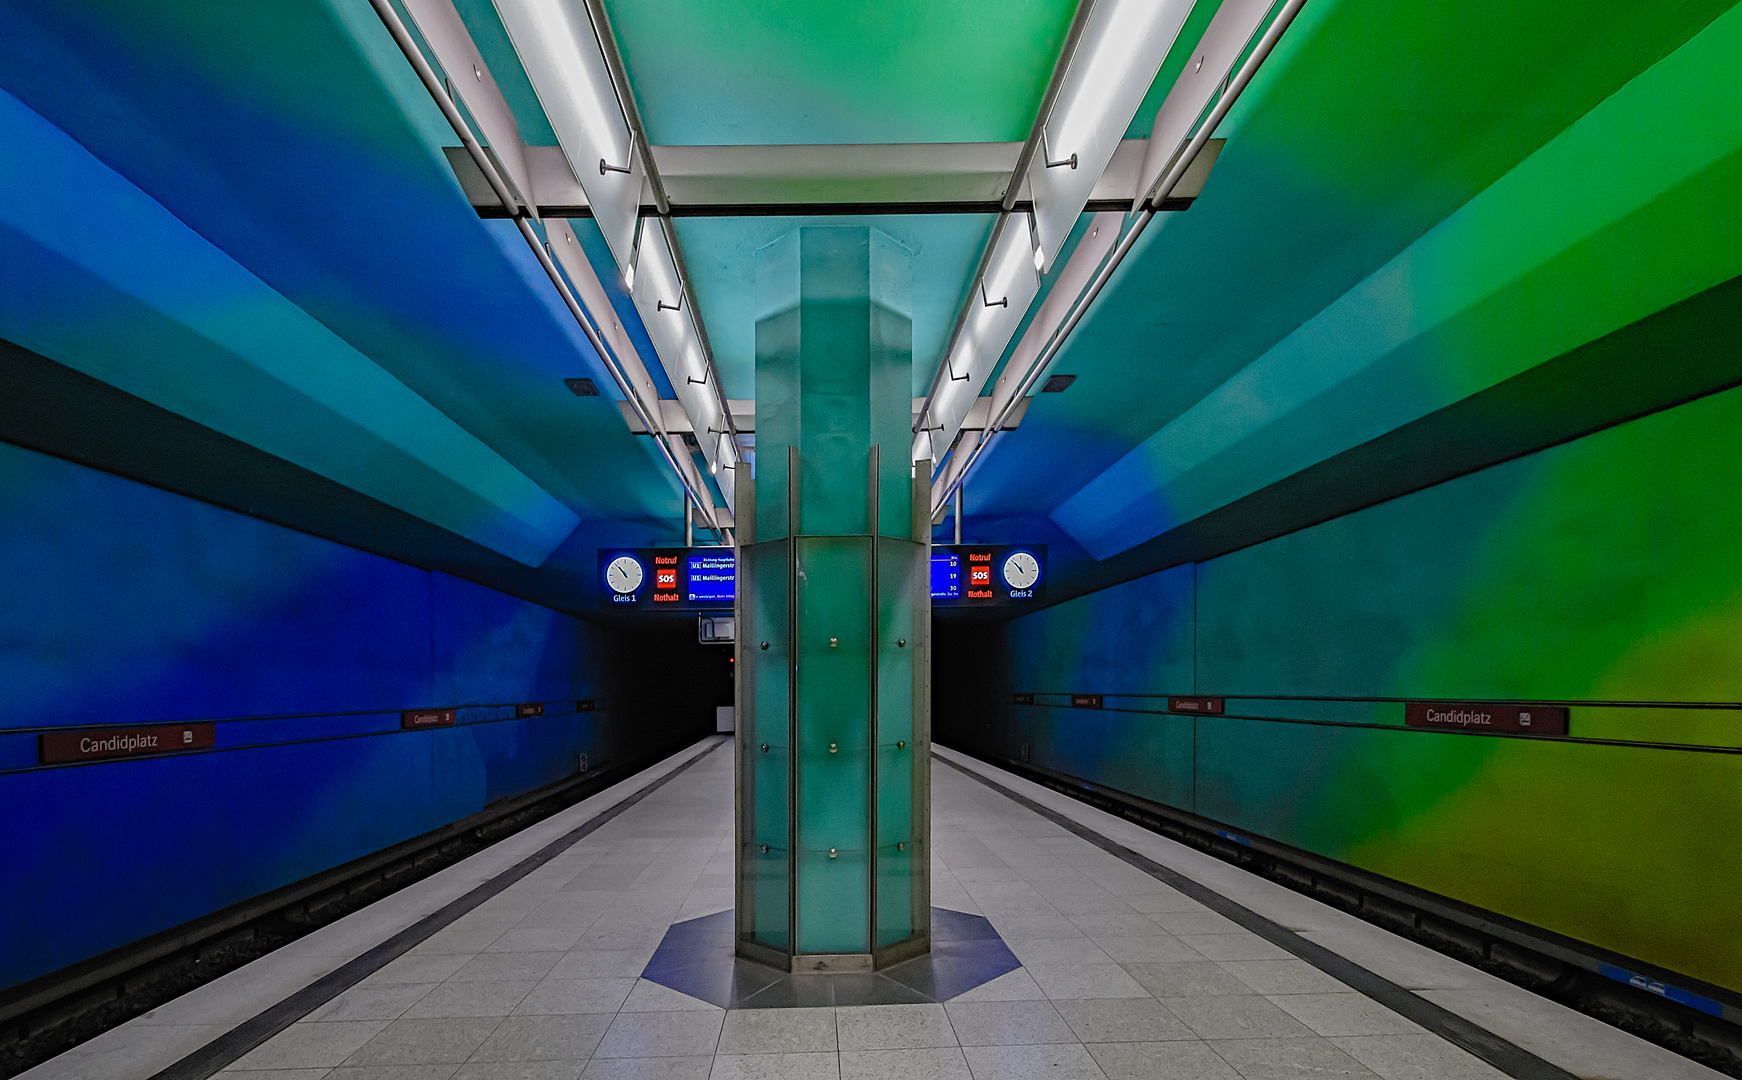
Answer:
[{"xmin": 195, "ymin": 742, "xmax": 1559, "ymax": 1080}]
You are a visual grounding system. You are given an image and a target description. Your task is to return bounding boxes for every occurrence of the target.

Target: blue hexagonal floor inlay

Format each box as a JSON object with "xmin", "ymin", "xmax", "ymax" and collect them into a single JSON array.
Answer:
[{"xmin": 641, "ymin": 907, "xmax": 1021, "ymax": 1008}]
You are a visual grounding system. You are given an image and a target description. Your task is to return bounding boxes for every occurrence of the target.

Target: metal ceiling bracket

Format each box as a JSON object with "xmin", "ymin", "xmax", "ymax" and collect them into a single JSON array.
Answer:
[
  {"xmin": 1041, "ymin": 131, "xmax": 1078, "ymax": 170},
  {"xmin": 979, "ymin": 281, "xmax": 1009, "ymax": 309},
  {"xmin": 600, "ymin": 158, "xmax": 632, "ymax": 175}
]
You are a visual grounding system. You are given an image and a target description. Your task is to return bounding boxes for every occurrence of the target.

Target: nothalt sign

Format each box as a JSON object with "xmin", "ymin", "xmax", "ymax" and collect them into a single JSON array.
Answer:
[
  {"xmin": 1404, "ymin": 702, "xmax": 1568, "ymax": 736},
  {"xmin": 39, "ymin": 722, "xmax": 216, "ymax": 764}
]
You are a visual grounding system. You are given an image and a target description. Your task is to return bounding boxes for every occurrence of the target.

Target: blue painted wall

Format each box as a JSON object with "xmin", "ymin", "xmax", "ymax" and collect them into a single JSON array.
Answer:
[{"xmin": 0, "ymin": 440, "xmax": 689, "ymax": 992}]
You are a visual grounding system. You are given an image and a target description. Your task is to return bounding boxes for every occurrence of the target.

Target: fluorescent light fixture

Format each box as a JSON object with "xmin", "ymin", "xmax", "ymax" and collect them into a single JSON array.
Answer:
[
  {"xmin": 493, "ymin": 0, "xmax": 644, "ymax": 269},
  {"xmin": 1027, "ymin": 0, "xmax": 1195, "ymax": 266},
  {"xmin": 917, "ymin": 219, "xmax": 1040, "ymax": 464},
  {"xmin": 626, "ymin": 218, "xmax": 735, "ymax": 506}
]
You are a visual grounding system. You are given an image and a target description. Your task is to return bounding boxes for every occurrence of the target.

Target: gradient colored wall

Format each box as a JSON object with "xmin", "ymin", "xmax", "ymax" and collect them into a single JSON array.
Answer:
[
  {"xmin": 937, "ymin": 382, "xmax": 1742, "ymax": 994},
  {"xmin": 0, "ymin": 440, "xmax": 703, "ymax": 993}
]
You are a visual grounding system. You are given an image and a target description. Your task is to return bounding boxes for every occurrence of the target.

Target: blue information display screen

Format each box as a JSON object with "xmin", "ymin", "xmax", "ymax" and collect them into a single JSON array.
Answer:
[
  {"xmin": 930, "ymin": 550, "xmax": 960, "ymax": 599},
  {"xmin": 598, "ymin": 547, "xmax": 735, "ymax": 610},
  {"xmin": 931, "ymin": 545, "xmax": 1046, "ymax": 608},
  {"xmin": 686, "ymin": 552, "xmax": 736, "ymax": 604}
]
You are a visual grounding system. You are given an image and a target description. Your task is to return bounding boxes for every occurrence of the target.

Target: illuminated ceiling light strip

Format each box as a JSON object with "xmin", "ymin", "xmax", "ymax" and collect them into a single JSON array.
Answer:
[
  {"xmin": 911, "ymin": 0, "xmax": 1098, "ymax": 463},
  {"xmin": 365, "ymin": 0, "xmax": 723, "ymax": 536},
  {"xmin": 933, "ymin": 0, "xmax": 1308, "ymax": 517},
  {"xmin": 576, "ymin": 0, "xmax": 737, "ymax": 432},
  {"xmin": 491, "ymin": 0, "xmax": 643, "ymax": 266},
  {"xmin": 1027, "ymin": 0, "xmax": 1197, "ymax": 269},
  {"xmin": 491, "ymin": 0, "xmax": 739, "ymax": 508},
  {"xmin": 575, "ymin": 0, "xmax": 740, "ymax": 458},
  {"xmin": 629, "ymin": 218, "xmax": 736, "ymax": 507},
  {"xmin": 917, "ymin": 216, "xmax": 1042, "ymax": 466}
]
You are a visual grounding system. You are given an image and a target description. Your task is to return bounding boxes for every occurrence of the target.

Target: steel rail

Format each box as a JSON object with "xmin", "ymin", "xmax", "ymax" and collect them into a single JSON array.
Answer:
[
  {"xmin": 912, "ymin": 0, "xmax": 1099, "ymax": 441},
  {"xmin": 934, "ymin": 0, "xmax": 1309, "ymax": 512},
  {"xmin": 365, "ymin": 0, "xmax": 722, "ymax": 534},
  {"xmin": 580, "ymin": 0, "xmax": 740, "ymax": 456}
]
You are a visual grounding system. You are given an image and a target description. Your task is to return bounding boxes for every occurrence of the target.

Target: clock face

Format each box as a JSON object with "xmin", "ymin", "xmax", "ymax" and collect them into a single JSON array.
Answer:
[
  {"xmin": 1002, "ymin": 551, "xmax": 1040, "ymax": 590},
  {"xmin": 606, "ymin": 555, "xmax": 645, "ymax": 595}
]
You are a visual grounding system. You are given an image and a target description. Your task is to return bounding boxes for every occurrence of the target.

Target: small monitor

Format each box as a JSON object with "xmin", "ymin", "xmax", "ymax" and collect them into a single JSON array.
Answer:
[{"xmin": 930, "ymin": 549, "xmax": 960, "ymax": 599}]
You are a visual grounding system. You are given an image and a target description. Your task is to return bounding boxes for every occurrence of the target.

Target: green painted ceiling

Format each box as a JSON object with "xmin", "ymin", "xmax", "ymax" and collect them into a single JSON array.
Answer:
[
  {"xmin": 600, "ymin": 0, "xmax": 1079, "ymax": 145},
  {"xmin": 967, "ymin": 0, "xmax": 1741, "ymax": 523}
]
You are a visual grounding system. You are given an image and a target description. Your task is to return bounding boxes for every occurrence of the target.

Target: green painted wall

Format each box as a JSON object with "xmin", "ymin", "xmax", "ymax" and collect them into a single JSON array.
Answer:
[{"xmin": 939, "ymin": 382, "xmax": 1742, "ymax": 993}]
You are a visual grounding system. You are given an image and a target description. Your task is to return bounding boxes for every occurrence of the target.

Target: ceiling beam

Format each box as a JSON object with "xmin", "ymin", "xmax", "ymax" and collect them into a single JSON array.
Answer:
[{"xmin": 442, "ymin": 141, "xmax": 1217, "ymax": 218}]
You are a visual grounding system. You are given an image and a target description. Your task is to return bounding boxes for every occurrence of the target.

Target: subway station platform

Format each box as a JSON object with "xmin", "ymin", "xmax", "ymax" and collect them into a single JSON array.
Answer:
[{"xmin": 17, "ymin": 740, "xmax": 1718, "ymax": 1080}]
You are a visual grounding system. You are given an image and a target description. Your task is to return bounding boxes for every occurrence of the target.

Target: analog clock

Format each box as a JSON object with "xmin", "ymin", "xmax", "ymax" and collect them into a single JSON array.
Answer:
[
  {"xmin": 1002, "ymin": 551, "xmax": 1040, "ymax": 590},
  {"xmin": 606, "ymin": 555, "xmax": 645, "ymax": 595}
]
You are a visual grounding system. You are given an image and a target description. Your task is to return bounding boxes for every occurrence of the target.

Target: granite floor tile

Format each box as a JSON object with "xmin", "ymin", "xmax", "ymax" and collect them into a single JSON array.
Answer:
[
  {"xmin": 1085, "ymin": 930, "xmax": 1205, "ymax": 961},
  {"xmin": 549, "ymin": 950, "xmax": 656, "ymax": 980},
  {"xmin": 1328, "ymin": 1034, "xmax": 1510, "ymax": 1080},
  {"xmin": 839, "ymin": 1047, "xmax": 973, "ymax": 1080},
  {"xmin": 716, "ymin": 1008, "xmax": 838, "ymax": 1054},
  {"xmin": 707, "ymin": 1053, "xmax": 839, "ymax": 1080},
  {"xmin": 1084, "ymin": 1041, "xmax": 1240, "ymax": 1080},
  {"xmin": 960, "ymin": 1042, "xmax": 1108, "ymax": 1080},
  {"xmin": 468, "ymin": 1014, "xmax": 614, "ymax": 1062},
  {"xmin": 343, "ymin": 1018, "xmax": 503, "ymax": 1067},
  {"xmin": 1160, "ymin": 997, "xmax": 1315, "ymax": 1041},
  {"xmin": 306, "ymin": 983, "xmax": 439, "ymax": 1022},
  {"xmin": 451, "ymin": 1063, "xmax": 585, "ymax": 1080},
  {"xmin": 1266, "ymin": 996, "xmax": 1420, "ymax": 1038},
  {"xmin": 1207, "ymin": 1038, "xmax": 1379, "ymax": 1079},
  {"xmin": 595, "ymin": 1011, "xmax": 726, "ymax": 1058},
  {"xmin": 578, "ymin": 1056, "xmax": 714, "ymax": 1080},
  {"xmin": 1216, "ymin": 961, "xmax": 1348, "ymax": 997},
  {"xmin": 233, "ymin": 1021, "xmax": 394, "ymax": 1071},
  {"xmin": 946, "ymin": 969, "xmax": 1048, "ymax": 1003},
  {"xmin": 1053, "ymin": 999, "xmax": 1196, "ymax": 1044},
  {"xmin": 515, "ymin": 978, "xmax": 638, "ymax": 1015},
  {"xmin": 943, "ymin": 1000, "xmax": 1075, "ymax": 1046},
  {"xmin": 1121, "ymin": 963, "xmax": 1252, "ymax": 999},
  {"xmin": 834, "ymin": 1003, "xmax": 958, "ymax": 1050},
  {"xmin": 449, "ymin": 954, "xmax": 566, "ymax": 983},
  {"xmin": 1023, "ymin": 964, "xmax": 1150, "ymax": 1001},
  {"xmin": 327, "ymin": 1065, "xmax": 463, "ymax": 1080},
  {"xmin": 402, "ymin": 981, "xmax": 537, "ymax": 1018},
  {"xmin": 1173, "ymin": 936, "xmax": 1293, "ymax": 963}
]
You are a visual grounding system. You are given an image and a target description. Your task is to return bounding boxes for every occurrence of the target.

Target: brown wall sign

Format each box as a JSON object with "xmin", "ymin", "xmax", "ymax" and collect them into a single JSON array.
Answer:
[
  {"xmin": 1405, "ymin": 702, "xmax": 1568, "ymax": 736},
  {"xmin": 516, "ymin": 703, "xmax": 545, "ymax": 718},
  {"xmin": 401, "ymin": 708, "xmax": 457, "ymax": 729},
  {"xmin": 1071, "ymin": 694, "xmax": 1103, "ymax": 709},
  {"xmin": 1168, "ymin": 696, "xmax": 1225, "ymax": 715},
  {"xmin": 40, "ymin": 722, "xmax": 216, "ymax": 764}
]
